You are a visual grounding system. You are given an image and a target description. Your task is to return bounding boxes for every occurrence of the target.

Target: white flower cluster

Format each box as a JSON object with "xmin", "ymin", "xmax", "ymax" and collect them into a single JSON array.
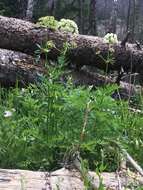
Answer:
[
  {"xmin": 58, "ymin": 19, "xmax": 79, "ymax": 34},
  {"xmin": 103, "ymin": 33, "xmax": 118, "ymax": 44},
  {"xmin": 4, "ymin": 108, "xmax": 16, "ymax": 118},
  {"xmin": 37, "ymin": 17, "xmax": 79, "ymax": 35},
  {"xmin": 37, "ymin": 16, "xmax": 58, "ymax": 30}
]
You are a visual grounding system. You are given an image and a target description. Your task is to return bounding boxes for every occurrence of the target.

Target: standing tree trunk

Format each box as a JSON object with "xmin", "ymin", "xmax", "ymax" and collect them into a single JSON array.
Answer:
[
  {"xmin": 47, "ymin": 0, "xmax": 55, "ymax": 15},
  {"xmin": 17, "ymin": 0, "xmax": 35, "ymax": 20},
  {"xmin": 126, "ymin": 0, "xmax": 131, "ymax": 32},
  {"xmin": 109, "ymin": 0, "xmax": 118, "ymax": 33},
  {"xmin": 134, "ymin": 0, "xmax": 140, "ymax": 41},
  {"xmin": 78, "ymin": 0, "xmax": 84, "ymax": 34},
  {"xmin": 130, "ymin": 0, "xmax": 136, "ymax": 42},
  {"xmin": 25, "ymin": 0, "xmax": 35, "ymax": 21},
  {"xmin": 88, "ymin": 0, "xmax": 97, "ymax": 35},
  {"xmin": 18, "ymin": 0, "xmax": 28, "ymax": 18},
  {"xmin": 104, "ymin": 0, "xmax": 108, "ymax": 34}
]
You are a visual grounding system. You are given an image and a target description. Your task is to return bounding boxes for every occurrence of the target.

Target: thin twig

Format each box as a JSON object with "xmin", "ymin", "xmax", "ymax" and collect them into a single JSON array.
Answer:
[
  {"xmin": 80, "ymin": 100, "xmax": 91, "ymax": 142},
  {"xmin": 121, "ymin": 148, "xmax": 143, "ymax": 176},
  {"xmin": 107, "ymin": 140, "xmax": 143, "ymax": 177}
]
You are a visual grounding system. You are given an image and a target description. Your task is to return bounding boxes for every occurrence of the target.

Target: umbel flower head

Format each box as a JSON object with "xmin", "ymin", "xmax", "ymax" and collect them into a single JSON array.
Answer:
[
  {"xmin": 37, "ymin": 16, "xmax": 58, "ymax": 30},
  {"xmin": 37, "ymin": 16, "xmax": 79, "ymax": 34},
  {"xmin": 58, "ymin": 19, "xmax": 79, "ymax": 34},
  {"xmin": 103, "ymin": 33, "xmax": 118, "ymax": 44}
]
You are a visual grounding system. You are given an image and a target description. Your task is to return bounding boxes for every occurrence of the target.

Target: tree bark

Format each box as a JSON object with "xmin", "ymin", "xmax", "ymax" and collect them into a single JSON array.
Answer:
[
  {"xmin": 0, "ymin": 16, "xmax": 143, "ymax": 76},
  {"xmin": 25, "ymin": 0, "xmax": 34, "ymax": 21},
  {"xmin": 70, "ymin": 68, "xmax": 141, "ymax": 100},
  {"xmin": 0, "ymin": 48, "xmax": 140, "ymax": 100},
  {"xmin": 0, "ymin": 48, "xmax": 44, "ymax": 87},
  {"xmin": 109, "ymin": 0, "xmax": 118, "ymax": 33},
  {"xmin": 78, "ymin": 0, "xmax": 84, "ymax": 34},
  {"xmin": 126, "ymin": 0, "xmax": 131, "ymax": 32},
  {"xmin": 0, "ymin": 168, "xmax": 142, "ymax": 190},
  {"xmin": 47, "ymin": 0, "xmax": 55, "ymax": 16},
  {"xmin": 18, "ymin": 0, "xmax": 28, "ymax": 19},
  {"xmin": 88, "ymin": 0, "xmax": 97, "ymax": 35}
]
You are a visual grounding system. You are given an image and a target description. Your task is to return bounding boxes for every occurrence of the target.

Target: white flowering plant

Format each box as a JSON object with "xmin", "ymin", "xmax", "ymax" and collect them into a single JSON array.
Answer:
[
  {"xmin": 58, "ymin": 18, "xmax": 79, "ymax": 34},
  {"xmin": 37, "ymin": 16, "xmax": 79, "ymax": 34},
  {"xmin": 37, "ymin": 16, "xmax": 58, "ymax": 30},
  {"xmin": 103, "ymin": 33, "xmax": 118, "ymax": 44}
]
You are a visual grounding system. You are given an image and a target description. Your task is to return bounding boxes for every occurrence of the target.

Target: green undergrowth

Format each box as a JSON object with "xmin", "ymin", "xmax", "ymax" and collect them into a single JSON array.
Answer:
[{"xmin": 0, "ymin": 66, "xmax": 143, "ymax": 172}]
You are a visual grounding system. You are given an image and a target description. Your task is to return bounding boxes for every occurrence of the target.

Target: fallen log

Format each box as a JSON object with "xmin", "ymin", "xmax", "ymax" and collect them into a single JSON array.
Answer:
[
  {"xmin": 0, "ymin": 168, "xmax": 142, "ymax": 190},
  {"xmin": 69, "ymin": 67, "xmax": 141, "ymax": 100},
  {"xmin": 0, "ymin": 16, "xmax": 143, "ymax": 79},
  {"xmin": 0, "ymin": 49, "xmax": 44, "ymax": 87},
  {"xmin": 0, "ymin": 48, "xmax": 141, "ymax": 100}
]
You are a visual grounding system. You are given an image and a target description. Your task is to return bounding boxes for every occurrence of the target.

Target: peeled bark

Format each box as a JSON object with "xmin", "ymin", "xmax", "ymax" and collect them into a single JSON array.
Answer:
[
  {"xmin": 0, "ymin": 16, "xmax": 143, "ymax": 77},
  {"xmin": 0, "ymin": 49, "xmax": 44, "ymax": 87}
]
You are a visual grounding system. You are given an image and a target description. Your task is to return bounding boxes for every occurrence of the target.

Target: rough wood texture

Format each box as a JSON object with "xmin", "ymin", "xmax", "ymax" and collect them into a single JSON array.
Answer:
[
  {"xmin": 0, "ymin": 16, "xmax": 143, "ymax": 76},
  {"xmin": 0, "ymin": 168, "xmax": 142, "ymax": 190},
  {"xmin": 69, "ymin": 68, "xmax": 141, "ymax": 100},
  {"xmin": 0, "ymin": 49, "xmax": 44, "ymax": 87},
  {"xmin": 0, "ymin": 48, "xmax": 140, "ymax": 99}
]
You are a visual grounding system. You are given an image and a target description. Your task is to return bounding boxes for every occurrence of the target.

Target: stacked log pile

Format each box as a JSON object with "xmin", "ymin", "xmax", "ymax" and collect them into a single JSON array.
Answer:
[{"xmin": 0, "ymin": 16, "xmax": 143, "ymax": 89}]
